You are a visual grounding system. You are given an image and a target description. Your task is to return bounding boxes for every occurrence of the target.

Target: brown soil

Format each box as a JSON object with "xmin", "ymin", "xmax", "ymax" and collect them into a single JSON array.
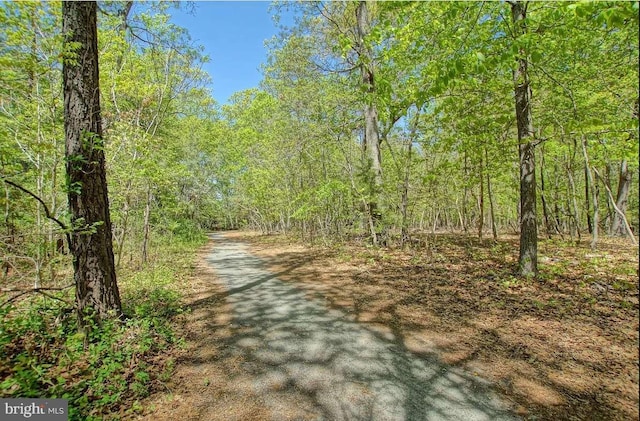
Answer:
[
  {"xmin": 238, "ymin": 231, "xmax": 639, "ymax": 421},
  {"xmin": 139, "ymin": 231, "xmax": 638, "ymax": 421}
]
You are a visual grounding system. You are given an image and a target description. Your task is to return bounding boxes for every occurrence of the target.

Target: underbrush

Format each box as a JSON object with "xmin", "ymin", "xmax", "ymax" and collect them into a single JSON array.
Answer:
[{"xmin": 0, "ymin": 234, "xmax": 206, "ymax": 420}]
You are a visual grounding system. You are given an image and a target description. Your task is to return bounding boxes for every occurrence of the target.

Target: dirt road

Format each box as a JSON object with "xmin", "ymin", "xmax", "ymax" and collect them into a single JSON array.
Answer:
[{"xmin": 205, "ymin": 233, "xmax": 518, "ymax": 421}]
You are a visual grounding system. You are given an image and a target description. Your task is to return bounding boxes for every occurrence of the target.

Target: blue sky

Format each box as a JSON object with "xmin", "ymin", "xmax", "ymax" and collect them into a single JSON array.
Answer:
[{"xmin": 169, "ymin": 1, "xmax": 290, "ymax": 105}]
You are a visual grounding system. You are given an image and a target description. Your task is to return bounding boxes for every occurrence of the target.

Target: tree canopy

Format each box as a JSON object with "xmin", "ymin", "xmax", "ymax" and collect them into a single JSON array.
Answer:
[{"xmin": 1, "ymin": 0, "xmax": 638, "ymax": 292}]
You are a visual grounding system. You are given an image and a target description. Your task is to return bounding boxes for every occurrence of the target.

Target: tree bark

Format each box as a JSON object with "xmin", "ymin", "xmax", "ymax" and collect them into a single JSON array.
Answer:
[
  {"xmin": 356, "ymin": 1, "xmax": 383, "ymax": 245},
  {"xmin": 63, "ymin": 1, "xmax": 122, "ymax": 323},
  {"xmin": 511, "ymin": 1, "xmax": 538, "ymax": 276}
]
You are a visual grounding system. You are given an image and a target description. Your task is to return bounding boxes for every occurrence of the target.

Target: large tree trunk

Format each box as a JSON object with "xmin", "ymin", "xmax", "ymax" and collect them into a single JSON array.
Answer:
[
  {"xmin": 356, "ymin": 1, "xmax": 383, "ymax": 245},
  {"xmin": 511, "ymin": 1, "xmax": 538, "ymax": 276},
  {"xmin": 610, "ymin": 159, "xmax": 631, "ymax": 236},
  {"xmin": 63, "ymin": 1, "xmax": 122, "ymax": 323}
]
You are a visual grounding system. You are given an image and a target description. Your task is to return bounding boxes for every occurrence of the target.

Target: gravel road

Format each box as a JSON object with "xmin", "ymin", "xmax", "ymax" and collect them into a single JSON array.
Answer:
[{"xmin": 207, "ymin": 233, "xmax": 519, "ymax": 421}]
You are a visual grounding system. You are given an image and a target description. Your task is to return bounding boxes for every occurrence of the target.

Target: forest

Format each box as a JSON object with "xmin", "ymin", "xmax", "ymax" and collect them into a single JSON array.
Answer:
[{"xmin": 0, "ymin": 1, "xmax": 638, "ymax": 420}]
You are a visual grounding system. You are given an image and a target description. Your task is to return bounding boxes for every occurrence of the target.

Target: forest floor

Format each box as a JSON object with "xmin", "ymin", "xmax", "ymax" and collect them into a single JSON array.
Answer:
[{"xmin": 141, "ymin": 230, "xmax": 638, "ymax": 421}]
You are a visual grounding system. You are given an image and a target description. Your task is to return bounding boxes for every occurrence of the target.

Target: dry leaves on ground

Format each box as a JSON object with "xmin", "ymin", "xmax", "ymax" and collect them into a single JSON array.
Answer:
[{"xmin": 243, "ymin": 232, "xmax": 639, "ymax": 421}]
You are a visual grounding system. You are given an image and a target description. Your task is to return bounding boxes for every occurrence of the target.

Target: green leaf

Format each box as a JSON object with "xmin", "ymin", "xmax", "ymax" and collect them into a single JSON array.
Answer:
[{"xmin": 530, "ymin": 50, "xmax": 542, "ymax": 64}]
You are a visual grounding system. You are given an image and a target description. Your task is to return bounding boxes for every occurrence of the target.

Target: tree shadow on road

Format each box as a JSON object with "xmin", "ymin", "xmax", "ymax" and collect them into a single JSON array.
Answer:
[
  {"xmin": 244, "ymin": 233, "xmax": 639, "ymax": 421},
  {"xmin": 183, "ymin": 234, "xmax": 519, "ymax": 421}
]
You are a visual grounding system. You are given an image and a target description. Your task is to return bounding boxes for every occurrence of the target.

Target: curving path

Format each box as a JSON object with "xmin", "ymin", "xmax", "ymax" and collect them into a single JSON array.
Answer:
[{"xmin": 206, "ymin": 233, "xmax": 519, "ymax": 421}]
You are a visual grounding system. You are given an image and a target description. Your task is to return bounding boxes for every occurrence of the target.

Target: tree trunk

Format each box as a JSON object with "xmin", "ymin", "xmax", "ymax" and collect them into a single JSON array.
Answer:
[
  {"xmin": 584, "ymin": 165, "xmax": 593, "ymax": 233},
  {"xmin": 580, "ymin": 136, "xmax": 599, "ymax": 249},
  {"xmin": 400, "ymin": 141, "xmax": 412, "ymax": 247},
  {"xmin": 115, "ymin": 192, "xmax": 130, "ymax": 269},
  {"xmin": 3, "ymin": 184, "xmax": 14, "ymax": 278},
  {"xmin": 462, "ymin": 150, "xmax": 469, "ymax": 233},
  {"xmin": 478, "ymin": 152, "xmax": 484, "ymax": 239},
  {"xmin": 63, "ymin": 1, "xmax": 122, "ymax": 323},
  {"xmin": 485, "ymin": 147, "xmax": 498, "ymax": 240},
  {"xmin": 511, "ymin": 1, "xmax": 538, "ymax": 276},
  {"xmin": 594, "ymin": 167, "xmax": 637, "ymax": 245},
  {"xmin": 141, "ymin": 184, "xmax": 151, "ymax": 265},
  {"xmin": 539, "ymin": 145, "xmax": 553, "ymax": 238},
  {"xmin": 566, "ymin": 164, "xmax": 581, "ymax": 240},
  {"xmin": 603, "ymin": 163, "xmax": 614, "ymax": 229},
  {"xmin": 400, "ymin": 114, "xmax": 420, "ymax": 247},
  {"xmin": 610, "ymin": 159, "xmax": 631, "ymax": 236},
  {"xmin": 30, "ymin": 8, "xmax": 44, "ymax": 289},
  {"xmin": 552, "ymin": 163, "xmax": 563, "ymax": 235},
  {"xmin": 356, "ymin": 1, "xmax": 383, "ymax": 245}
]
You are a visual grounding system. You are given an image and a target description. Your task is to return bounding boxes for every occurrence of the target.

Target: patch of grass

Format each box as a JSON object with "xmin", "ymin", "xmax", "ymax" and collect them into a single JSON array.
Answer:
[
  {"xmin": 612, "ymin": 265, "xmax": 637, "ymax": 277},
  {"xmin": 335, "ymin": 246, "xmax": 353, "ymax": 263},
  {"xmin": 499, "ymin": 275, "xmax": 521, "ymax": 289},
  {"xmin": 612, "ymin": 279, "xmax": 635, "ymax": 292}
]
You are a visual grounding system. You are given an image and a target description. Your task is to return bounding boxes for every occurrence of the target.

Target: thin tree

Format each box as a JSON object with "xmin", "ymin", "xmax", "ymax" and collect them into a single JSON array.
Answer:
[
  {"xmin": 510, "ymin": 0, "xmax": 538, "ymax": 276},
  {"xmin": 62, "ymin": 1, "xmax": 122, "ymax": 324}
]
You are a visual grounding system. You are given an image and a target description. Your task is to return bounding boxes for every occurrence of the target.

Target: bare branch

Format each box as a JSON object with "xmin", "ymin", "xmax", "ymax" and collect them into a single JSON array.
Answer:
[
  {"xmin": 0, "ymin": 177, "xmax": 71, "ymax": 249},
  {"xmin": 1, "ymin": 284, "xmax": 74, "ymax": 308},
  {"xmin": 1, "ymin": 284, "xmax": 74, "ymax": 293}
]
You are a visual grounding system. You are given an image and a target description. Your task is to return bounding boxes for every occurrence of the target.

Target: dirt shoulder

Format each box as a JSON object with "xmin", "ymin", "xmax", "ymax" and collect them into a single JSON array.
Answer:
[
  {"xmin": 237, "ymin": 231, "xmax": 639, "ymax": 421},
  {"xmin": 138, "ymin": 242, "xmax": 272, "ymax": 421}
]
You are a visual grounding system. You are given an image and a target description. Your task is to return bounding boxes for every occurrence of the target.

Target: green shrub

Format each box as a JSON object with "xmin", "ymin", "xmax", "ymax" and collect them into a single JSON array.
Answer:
[{"xmin": 0, "ymin": 235, "xmax": 200, "ymax": 419}]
